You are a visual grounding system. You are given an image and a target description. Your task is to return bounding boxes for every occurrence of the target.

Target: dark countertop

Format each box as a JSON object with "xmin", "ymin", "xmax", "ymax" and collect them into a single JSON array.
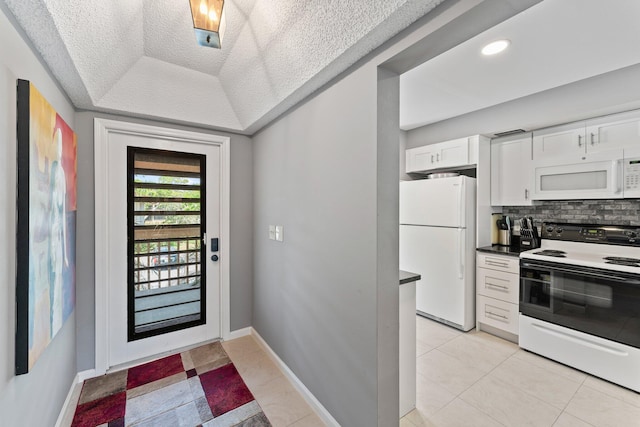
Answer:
[
  {"xmin": 476, "ymin": 244, "xmax": 523, "ymax": 257},
  {"xmin": 400, "ymin": 270, "xmax": 421, "ymax": 285}
]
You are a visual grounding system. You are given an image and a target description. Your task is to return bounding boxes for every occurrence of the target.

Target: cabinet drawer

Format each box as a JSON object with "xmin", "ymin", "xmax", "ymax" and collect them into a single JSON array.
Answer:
[
  {"xmin": 477, "ymin": 253, "xmax": 519, "ymax": 274},
  {"xmin": 477, "ymin": 268, "xmax": 519, "ymax": 304},
  {"xmin": 477, "ymin": 295, "xmax": 519, "ymax": 335}
]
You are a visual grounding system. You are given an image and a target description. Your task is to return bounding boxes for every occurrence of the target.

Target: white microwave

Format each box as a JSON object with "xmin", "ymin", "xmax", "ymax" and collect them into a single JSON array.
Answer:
[
  {"xmin": 532, "ymin": 150, "xmax": 624, "ymax": 200},
  {"xmin": 623, "ymin": 147, "xmax": 640, "ymax": 198}
]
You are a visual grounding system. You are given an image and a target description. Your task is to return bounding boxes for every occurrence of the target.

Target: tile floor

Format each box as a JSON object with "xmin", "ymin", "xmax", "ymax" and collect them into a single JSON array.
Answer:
[
  {"xmin": 401, "ymin": 316, "xmax": 640, "ymax": 427},
  {"xmin": 62, "ymin": 337, "xmax": 325, "ymax": 427},
  {"xmin": 64, "ymin": 318, "xmax": 640, "ymax": 427}
]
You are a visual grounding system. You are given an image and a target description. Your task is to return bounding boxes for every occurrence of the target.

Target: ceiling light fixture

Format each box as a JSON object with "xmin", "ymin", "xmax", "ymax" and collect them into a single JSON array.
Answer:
[
  {"xmin": 481, "ymin": 39, "xmax": 510, "ymax": 56},
  {"xmin": 189, "ymin": 0, "xmax": 226, "ymax": 49}
]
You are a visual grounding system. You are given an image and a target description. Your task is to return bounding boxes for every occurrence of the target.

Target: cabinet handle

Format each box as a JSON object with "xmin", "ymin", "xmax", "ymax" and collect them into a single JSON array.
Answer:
[
  {"xmin": 591, "ymin": 133, "xmax": 596, "ymax": 145},
  {"xmin": 437, "ymin": 153, "xmax": 440, "ymax": 162},
  {"xmin": 431, "ymin": 155, "xmax": 434, "ymax": 163},
  {"xmin": 486, "ymin": 281, "xmax": 509, "ymax": 291},
  {"xmin": 486, "ymin": 311, "xmax": 509, "ymax": 321},
  {"xmin": 524, "ymin": 188, "xmax": 529, "ymax": 200},
  {"xmin": 578, "ymin": 135, "xmax": 582, "ymax": 147},
  {"xmin": 485, "ymin": 260, "xmax": 509, "ymax": 268}
]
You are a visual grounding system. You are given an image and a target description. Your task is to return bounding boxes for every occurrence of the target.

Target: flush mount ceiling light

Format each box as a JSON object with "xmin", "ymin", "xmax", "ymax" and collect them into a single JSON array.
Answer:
[
  {"xmin": 189, "ymin": 0, "xmax": 226, "ymax": 49},
  {"xmin": 481, "ymin": 39, "xmax": 510, "ymax": 56}
]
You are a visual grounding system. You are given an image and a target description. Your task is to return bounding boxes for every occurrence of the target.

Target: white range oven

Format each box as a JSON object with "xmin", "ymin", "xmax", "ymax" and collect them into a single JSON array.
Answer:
[{"xmin": 519, "ymin": 223, "xmax": 640, "ymax": 392}]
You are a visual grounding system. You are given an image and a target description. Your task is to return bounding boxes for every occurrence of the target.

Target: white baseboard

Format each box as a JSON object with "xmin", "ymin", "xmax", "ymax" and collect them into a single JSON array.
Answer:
[
  {"xmin": 54, "ymin": 372, "xmax": 84, "ymax": 427},
  {"xmin": 226, "ymin": 326, "xmax": 252, "ymax": 341},
  {"xmin": 250, "ymin": 328, "xmax": 340, "ymax": 427},
  {"xmin": 77, "ymin": 368, "xmax": 97, "ymax": 383}
]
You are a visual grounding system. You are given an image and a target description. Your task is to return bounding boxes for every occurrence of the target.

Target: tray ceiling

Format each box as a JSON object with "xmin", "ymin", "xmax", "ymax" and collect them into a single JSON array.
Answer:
[{"xmin": 3, "ymin": 0, "xmax": 444, "ymax": 133}]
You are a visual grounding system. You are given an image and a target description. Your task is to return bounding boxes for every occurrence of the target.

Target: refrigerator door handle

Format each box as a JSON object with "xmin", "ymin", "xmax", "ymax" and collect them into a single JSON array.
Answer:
[
  {"xmin": 458, "ymin": 228, "xmax": 464, "ymax": 279},
  {"xmin": 457, "ymin": 178, "xmax": 464, "ymax": 226}
]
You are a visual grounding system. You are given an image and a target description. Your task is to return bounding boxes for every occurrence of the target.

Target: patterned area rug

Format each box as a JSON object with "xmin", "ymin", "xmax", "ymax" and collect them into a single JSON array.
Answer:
[{"xmin": 71, "ymin": 342, "xmax": 271, "ymax": 427}]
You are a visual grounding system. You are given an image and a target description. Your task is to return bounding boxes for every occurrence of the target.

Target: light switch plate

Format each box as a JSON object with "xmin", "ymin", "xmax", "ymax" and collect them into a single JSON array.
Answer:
[
  {"xmin": 275, "ymin": 225, "xmax": 284, "ymax": 242},
  {"xmin": 268, "ymin": 225, "xmax": 276, "ymax": 240}
]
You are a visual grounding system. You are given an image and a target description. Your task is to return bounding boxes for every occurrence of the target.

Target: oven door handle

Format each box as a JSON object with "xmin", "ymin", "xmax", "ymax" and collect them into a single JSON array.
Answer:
[{"xmin": 521, "ymin": 261, "xmax": 638, "ymax": 283}]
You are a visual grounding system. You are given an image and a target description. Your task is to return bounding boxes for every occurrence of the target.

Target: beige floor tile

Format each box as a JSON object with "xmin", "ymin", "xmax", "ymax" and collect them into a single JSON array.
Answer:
[
  {"xmin": 417, "ymin": 349, "xmax": 486, "ymax": 395},
  {"xmin": 400, "ymin": 416, "xmax": 417, "ymax": 427},
  {"xmin": 490, "ymin": 356, "xmax": 582, "ymax": 410},
  {"xmin": 252, "ymin": 375, "xmax": 313, "ymax": 427},
  {"xmin": 430, "ymin": 398, "xmax": 503, "ymax": 427},
  {"xmin": 414, "ymin": 372, "xmax": 457, "ymax": 417},
  {"xmin": 222, "ymin": 335, "xmax": 262, "ymax": 359},
  {"xmin": 437, "ymin": 333, "xmax": 516, "ymax": 374},
  {"xmin": 234, "ymin": 351, "xmax": 282, "ymax": 390},
  {"xmin": 564, "ymin": 385, "xmax": 640, "ymax": 427},
  {"xmin": 513, "ymin": 349, "xmax": 588, "ymax": 384},
  {"xmin": 416, "ymin": 339, "xmax": 434, "ymax": 357},
  {"xmin": 288, "ymin": 413, "xmax": 327, "ymax": 427},
  {"xmin": 403, "ymin": 409, "xmax": 437, "ymax": 427},
  {"xmin": 465, "ymin": 328, "xmax": 519, "ymax": 354},
  {"xmin": 582, "ymin": 376, "xmax": 640, "ymax": 409},
  {"xmin": 552, "ymin": 412, "xmax": 594, "ymax": 427},
  {"xmin": 460, "ymin": 375, "xmax": 561, "ymax": 427},
  {"xmin": 416, "ymin": 316, "xmax": 462, "ymax": 348}
]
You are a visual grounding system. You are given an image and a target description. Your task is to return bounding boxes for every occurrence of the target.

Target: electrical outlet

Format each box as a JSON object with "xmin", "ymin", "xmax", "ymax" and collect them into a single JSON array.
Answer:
[
  {"xmin": 275, "ymin": 225, "xmax": 284, "ymax": 242},
  {"xmin": 268, "ymin": 225, "xmax": 276, "ymax": 240}
]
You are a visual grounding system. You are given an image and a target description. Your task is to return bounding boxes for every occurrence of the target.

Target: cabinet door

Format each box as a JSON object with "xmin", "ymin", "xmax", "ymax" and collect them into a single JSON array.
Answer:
[
  {"xmin": 405, "ymin": 145, "xmax": 436, "ymax": 173},
  {"xmin": 532, "ymin": 123, "xmax": 586, "ymax": 161},
  {"xmin": 490, "ymin": 134, "xmax": 533, "ymax": 206},
  {"xmin": 586, "ymin": 110, "xmax": 640, "ymax": 153},
  {"xmin": 438, "ymin": 137, "xmax": 469, "ymax": 169}
]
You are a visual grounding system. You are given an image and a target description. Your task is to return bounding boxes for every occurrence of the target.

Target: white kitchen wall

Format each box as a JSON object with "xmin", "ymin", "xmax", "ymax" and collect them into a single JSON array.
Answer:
[{"xmin": 0, "ymin": 4, "xmax": 77, "ymax": 426}]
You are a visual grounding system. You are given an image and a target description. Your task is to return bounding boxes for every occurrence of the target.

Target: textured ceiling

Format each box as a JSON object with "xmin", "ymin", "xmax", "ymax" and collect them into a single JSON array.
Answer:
[{"xmin": 3, "ymin": 0, "xmax": 444, "ymax": 133}]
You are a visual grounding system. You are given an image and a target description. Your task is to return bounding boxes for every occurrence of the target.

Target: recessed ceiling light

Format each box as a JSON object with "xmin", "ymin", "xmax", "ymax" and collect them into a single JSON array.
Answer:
[{"xmin": 481, "ymin": 39, "xmax": 510, "ymax": 56}]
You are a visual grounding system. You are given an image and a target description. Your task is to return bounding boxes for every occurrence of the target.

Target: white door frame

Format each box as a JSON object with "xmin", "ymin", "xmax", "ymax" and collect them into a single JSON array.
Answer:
[{"xmin": 94, "ymin": 118, "xmax": 231, "ymax": 374}]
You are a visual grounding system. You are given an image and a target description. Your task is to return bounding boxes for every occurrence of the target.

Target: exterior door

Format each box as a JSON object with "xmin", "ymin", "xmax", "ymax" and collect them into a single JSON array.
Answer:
[{"xmin": 99, "ymin": 121, "xmax": 224, "ymax": 369}]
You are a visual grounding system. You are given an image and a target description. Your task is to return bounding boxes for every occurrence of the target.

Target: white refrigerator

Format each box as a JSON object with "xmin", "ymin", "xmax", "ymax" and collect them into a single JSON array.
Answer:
[{"xmin": 399, "ymin": 176, "xmax": 476, "ymax": 331}]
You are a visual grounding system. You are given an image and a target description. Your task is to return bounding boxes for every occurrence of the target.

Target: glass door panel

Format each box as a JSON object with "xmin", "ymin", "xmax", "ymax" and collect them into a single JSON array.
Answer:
[{"xmin": 127, "ymin": 148, "xmax": 206, "ymax": 340}]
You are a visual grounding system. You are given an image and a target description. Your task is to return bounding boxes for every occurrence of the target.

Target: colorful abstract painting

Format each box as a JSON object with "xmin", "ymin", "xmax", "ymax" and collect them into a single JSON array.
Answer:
[{"xmin": 16, "ymin": 80, "xmax": 77, "ymax": 374}]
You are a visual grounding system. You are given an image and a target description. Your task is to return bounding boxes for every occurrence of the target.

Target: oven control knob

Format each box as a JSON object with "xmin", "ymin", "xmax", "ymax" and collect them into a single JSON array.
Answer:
[
  {"xmin": 629, "ymin": 231, "xmax": 638, "ymax": 239},
  {"xmin": 556, "ymin": 227, "xmax": 563, "ymax": 234},
  {"xmin": 546, "ymin": 226, "xmax": 554, "ymax": 233}
]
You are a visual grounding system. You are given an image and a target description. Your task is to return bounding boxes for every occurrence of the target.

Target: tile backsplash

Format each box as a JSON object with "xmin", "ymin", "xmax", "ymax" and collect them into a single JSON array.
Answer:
[{"xmin": 502, "ymin": 199, "xmax": 640, "ymax": 227}]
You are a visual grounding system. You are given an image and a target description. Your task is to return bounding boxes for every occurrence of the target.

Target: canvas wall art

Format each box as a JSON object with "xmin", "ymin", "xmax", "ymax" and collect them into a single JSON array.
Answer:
[{"xmin": 16, "ymin": 79, "xmax": 77, "ymax": 374}]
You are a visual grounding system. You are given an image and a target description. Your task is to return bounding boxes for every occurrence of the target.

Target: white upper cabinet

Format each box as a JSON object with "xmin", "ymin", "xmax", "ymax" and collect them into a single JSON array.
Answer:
[
  {"xmin": 490, "ymin": 133, "xmax": 534, "ymax": 206},
  {"xmin": 533, "ymin": 110, "xmax": 640, "ymax": 162},
  {"xmin": 532, "ymin": 122, "xmax": 586, "ymax": 160},
  {"xmin": 586, "ymin": 110, "xmax": 640, "ymax": 153},
  {"xmin": 406, "ymin": 135, "xmax": 480, "ymax": 173}
]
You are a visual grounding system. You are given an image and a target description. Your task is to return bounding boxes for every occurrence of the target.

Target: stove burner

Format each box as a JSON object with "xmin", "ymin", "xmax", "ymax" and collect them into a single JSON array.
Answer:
[
  {"xmin": 534, "ymin": 249, "xmax": 567, "ymax": 258},
  {"xmin": 603, "ymin": 256, "xmax": 640, "ymax": 263}
]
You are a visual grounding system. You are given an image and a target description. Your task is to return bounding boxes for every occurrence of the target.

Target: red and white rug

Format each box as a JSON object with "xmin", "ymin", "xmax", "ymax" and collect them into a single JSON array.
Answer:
[{"xmin": 71, "ymin": 342, "xmax": 271, "ymax": 426}]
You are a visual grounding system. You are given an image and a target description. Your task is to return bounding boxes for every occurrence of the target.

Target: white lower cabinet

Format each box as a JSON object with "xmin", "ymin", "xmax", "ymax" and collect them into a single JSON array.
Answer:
[{"xmin": 476, "ymin": 252, "xmax": 519, "ymax": 341}]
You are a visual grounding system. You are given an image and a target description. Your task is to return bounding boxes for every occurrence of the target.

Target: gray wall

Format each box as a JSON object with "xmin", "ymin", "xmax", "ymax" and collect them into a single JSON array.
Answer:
[
  {"xmin": 0, "ymin": 5, "xmax": 77, "ymax": 426},
  {"xmin": 249, "ymin": 1, "xmax": 535, "ymax": 424},
  {"xmin": 252, "ymin": 61, "xmax": 382, "ymax": 427},
  {"xmin": 74, "ymin": 111, "xmax": 254, "ymax": 371}
]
